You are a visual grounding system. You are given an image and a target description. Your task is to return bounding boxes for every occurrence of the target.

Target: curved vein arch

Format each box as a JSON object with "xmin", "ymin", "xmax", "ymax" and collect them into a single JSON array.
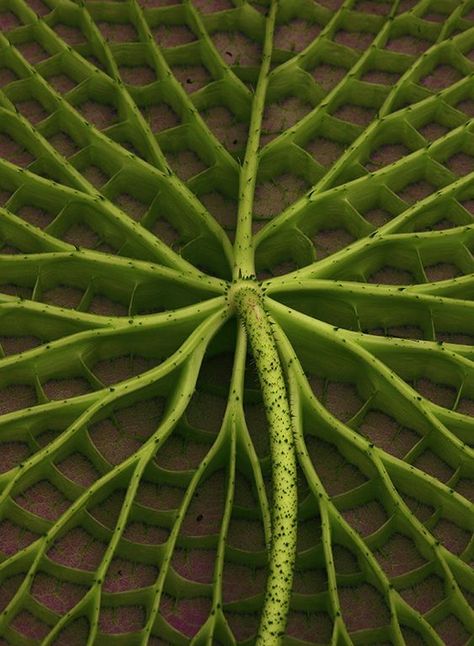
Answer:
[
  {"xmin": 79, "ymin": 0, "xmax": 241, "ymax": 263},
  {"xmin": 262, "ymin": 221, "xmax": 473, "ymax": 287},
  {"xmin": 43, "ymin": 345, "xmax": 234, "ymax": 644},
  {"xmin": 257, "ymin": 140, "xmax": 474, "ymax": 236},
  {"xmin": 0, "ymin": 290, "xmax": 221, "ymax": 336},
  {"xmin": 52, "ymin": 0, "xmax": 171, "ymax": 173},
  {"xmin": 143, "ymin": 409, "xmax": 235, "ymax": 642},
  {"xmin": 130, "ymin": 0, "xmax": 243, "ymax": 174},
  {"xmin": 273, "ymin": 307, "xmax": 473, "ymax": 517},
  {"xmin": 0, "ymin": 305, "xmax": 227, "ymax": 511},
  {"xmin": 0, "ymin": 140, "xmax": 210, "ymax": 278},
  {"xmin": 380, "ymin": 5, "xmax": 474, "ymax": 118},
  {"xmin": 258, "ymin": 0, "xmax": 399, "ymax": 153},
  {"xmin": 348, "ymin": 330, "xmax": 474, "ymax": 367},
  {"xmin": 252, "ymin": 19, "xmax": 474, "ymax": 256},
  {"xmin": 0, "ymin": 291, "xmax": 225, "ymax": 341},
  {"xmin": 0, "ymin": 307, "xmax": 229, "ymax": 639},
  {"xmin": 65, "ymin": 457, "xmax": 149, "ymax": 646},
  {"xmin": 315, "ymin": 91, "xmax": 474, "ymax": 213},
  {"xmin": 305, "ymin": 7, "xmax": 473, "ymax": 194},
  {"xmin": 0, "ymin": 298, "xmax": 226, "ymax": 480},
  {"xmin": 254, "ymin": 155, "xmax": 474, "ymax": 286},
  {"xmin": 17, "ymin": 0, "xmax": 237, "ymax": 176},
  {"xmin": 281, "ymin": 337, "xmax": 442, "ymax": 645},
  {"xmin": 272, "ymin": 317, "xmax": 471, "ymax": 643},
  {"xmin": 430, "ymin": 402, "xmax": 474, "ymax": 434},
  {"xmin": 405, "ymin": 272, "xmax": 474, "ymax": 298},
  {"xmin": 313, "ymin": 25, "xmax": 474, "ymax": 195},
  {"xmin": 232, "ymin": 0, "xmax": 279, "ymax": 279},
  {"xmin": 0, "ymin": 41, "xmax": 234, "ymax": 276},
  {"xmin": 0, "ymin": 454, "xmax": 135, "ymax": 631},
  {"xmin": 261, "ymin": 0, "xmax": 355, "ymax": 81},
  {"xmin": 0, "ymin": 297, "xmax": 225, "ymax": 405},
  {"xmin": 186, "ymin": 0, "xmax": 254, "ymax": 99},
  {"xmin": 266, "ymin": 297, "xmax": 473, "ymax": 510},
  {"xmin": 0, "ymin": 295, "xmax": 129, "ymax": 331},
  {"xmin": 76, "ymin": 0, "xmax": 177, "ymax": 173}
]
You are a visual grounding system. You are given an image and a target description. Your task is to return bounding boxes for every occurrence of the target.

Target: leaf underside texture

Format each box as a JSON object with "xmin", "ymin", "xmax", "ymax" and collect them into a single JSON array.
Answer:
[{"xmin": 0, "ymin": 0, "xmax": 473, "ymax": 644}]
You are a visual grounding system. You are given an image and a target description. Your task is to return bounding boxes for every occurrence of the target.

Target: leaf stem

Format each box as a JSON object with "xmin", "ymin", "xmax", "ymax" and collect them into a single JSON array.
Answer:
[
  {"xmin": 232, "ymin": 1, "xmax": 278, "ymax": 280},
  {"xmin": 234, "ymin": 283, "xmax": 297, "ymax": 644}
]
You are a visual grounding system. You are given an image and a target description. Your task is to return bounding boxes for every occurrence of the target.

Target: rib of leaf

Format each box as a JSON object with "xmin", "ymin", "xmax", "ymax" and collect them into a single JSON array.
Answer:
[
  {"xmin": 262, "ymin": 220, "xmax": 473, "ymax": 287},
  {"xmin": 78, "ymin": 3, "xmax": 177, "ymax": 173},
  {"xmin": 143, "ymin": 421, "xmax": 230, "ymax": 642},
  {"xmin": 252, "ymin": 15, "xmax": 473, "ymax": 255},
  {"xmin": 255, "ymin": 155, "xmax": 474, "ymax": 284},
  {"xmin": 0, "ymin": 308, "xmax": 227, "ymax": 641},
  {"xmin": 260, "ymin": 0, "xmax": 349, "ymax": 80},
  {"xmin": 131, "ymin": 0, "xmax": 242, "ymax": 173},
  {"xmin": 0, "ymin": 293, "xmax": 224, "ymax": 347},
  {"xmin": 260, "ymin": 0, "xmax": 398, "ymax": 155},
  {"xmin": 352, "ymin": 328, "xmax": 474, "ymax": 366},
  {"xmin": 0, "ymin": 295, "xmax": 129, "ymax": 330},
  {"xmin": 42, "ymin": 341, "xmax": 224, "ymax": 645},
  {"xmin": 268, "ymin": 295, "xmax": 472, "ymax": 476},
  {"xmin": 0, "ymin": 304, "xmax": 226, "ymax": 510},
  {"xmin": 9, "ymin": 1, "xmax": 165, "ymax": 173},
  {"xmin": 0, "ymin": 207, "xmax": 72, "ymax": 254},
  {"xmin": 0, "ymin": 298, "xmax": 224, "ymax": 427},
  {"xmin": 268, "ymin": 297, "xmax": 472, "ymax": 509},
  {"xmin": 381, "ymin": 19, "xmax": 473, "ymax": 118},
  {"xmin": 186, "ymin": 0, "xmax": 254, "ymax": 100},
  {"xmin": 46, "ymin": 4, "xmax": 167, "ymax": 172},
  {"xmin": 312, "ymin": 14, "xmax": 472, "ymax": 194},
  {"xmin": 268, "ymin": 304, "xmax": 474, "ymax": 604},
  {"xmin": 317, "ymin": 94, "xmax": 474, "ymax": 208},
  {"xmin": 254, "ymin": 131, "xmax": 473, "ymax": 233},
  {"xmin": 64, "ymin": 458, "xmax": 147, "ymax": 646},
  {"xmin": 0, "ymin": 158, "xmax": 168, "ymax": 261},
  {"xmin": 233, "ymin": 0, "xmax": 277, "ymax": 278},
  {"xmin": 265, "ymin": 279, "xmax": 474, "ymax": 342},
  {"xmin": 271, "ymin": 313, "xmax": 472, "ymax": 642},
  {"xmin": 0, "ymin": 38, "xmax": 234, "ymax": 276},
  {"xmin": 278, "ymin": 330, "xmax": 437, "ymax": 644},
  {"xmin": 205, "ymin": 420, "xmax": 237, "ymax": 644},
  {"xmin": 0, "ymin": 251, "xmax": 226, "ymax": 314},
  {"xmin": 233, "ymin": 325, "xmax": 272, "ymax": 550},
  {"xmin": 406, "ymin": 273, "xmax": 474, "ymax": 299},
  {"xmin": 0, "ymin": 139, "xmax": 208, "ymax": 277}
]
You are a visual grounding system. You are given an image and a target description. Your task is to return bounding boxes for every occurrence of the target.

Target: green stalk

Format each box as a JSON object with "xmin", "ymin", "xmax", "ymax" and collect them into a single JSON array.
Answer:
[
  {"xmin": 233, "ymin": 283, "xmax": 298, "ymax": 644},
  {"xmin": 232, "ymin": 1, "xmax": 278, "ymax": 280}
]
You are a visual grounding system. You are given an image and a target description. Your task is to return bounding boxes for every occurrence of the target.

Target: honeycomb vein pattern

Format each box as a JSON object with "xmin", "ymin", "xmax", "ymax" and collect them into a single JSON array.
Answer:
[{"xmin": 0, "ymin": 0, "xmax": 473, "ymax": 644}]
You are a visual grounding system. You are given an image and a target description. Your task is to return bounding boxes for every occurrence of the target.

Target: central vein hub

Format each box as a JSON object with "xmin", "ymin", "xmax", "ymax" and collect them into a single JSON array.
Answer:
[{"xmin": 228, "ymin": 278, "xmax": 263, "ymax": 317}]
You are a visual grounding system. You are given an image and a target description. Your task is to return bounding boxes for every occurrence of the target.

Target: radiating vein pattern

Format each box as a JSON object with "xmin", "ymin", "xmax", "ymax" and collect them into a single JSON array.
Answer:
[{"xmin": 0, "ymin": 0, "xmax": 473, "ymax": 644}]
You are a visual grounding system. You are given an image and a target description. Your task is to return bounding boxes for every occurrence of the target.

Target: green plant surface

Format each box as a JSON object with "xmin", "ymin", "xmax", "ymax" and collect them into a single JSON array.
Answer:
[{"xmin": 0, "ymin": 0, "xmax": 473, "ymax": 644}]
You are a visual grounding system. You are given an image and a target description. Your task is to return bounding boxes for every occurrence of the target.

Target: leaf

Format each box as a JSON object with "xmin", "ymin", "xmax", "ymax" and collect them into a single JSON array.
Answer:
[{"xmin": 0, "ymin": 0, "xmax": 473, "ymax": 644}]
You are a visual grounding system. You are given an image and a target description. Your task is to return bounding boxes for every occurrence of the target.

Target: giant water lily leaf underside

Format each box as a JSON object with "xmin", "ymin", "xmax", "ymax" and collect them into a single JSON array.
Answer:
[{"xmin": 0, "ymin": 0, "xmax": 473, "ymax": 644}]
